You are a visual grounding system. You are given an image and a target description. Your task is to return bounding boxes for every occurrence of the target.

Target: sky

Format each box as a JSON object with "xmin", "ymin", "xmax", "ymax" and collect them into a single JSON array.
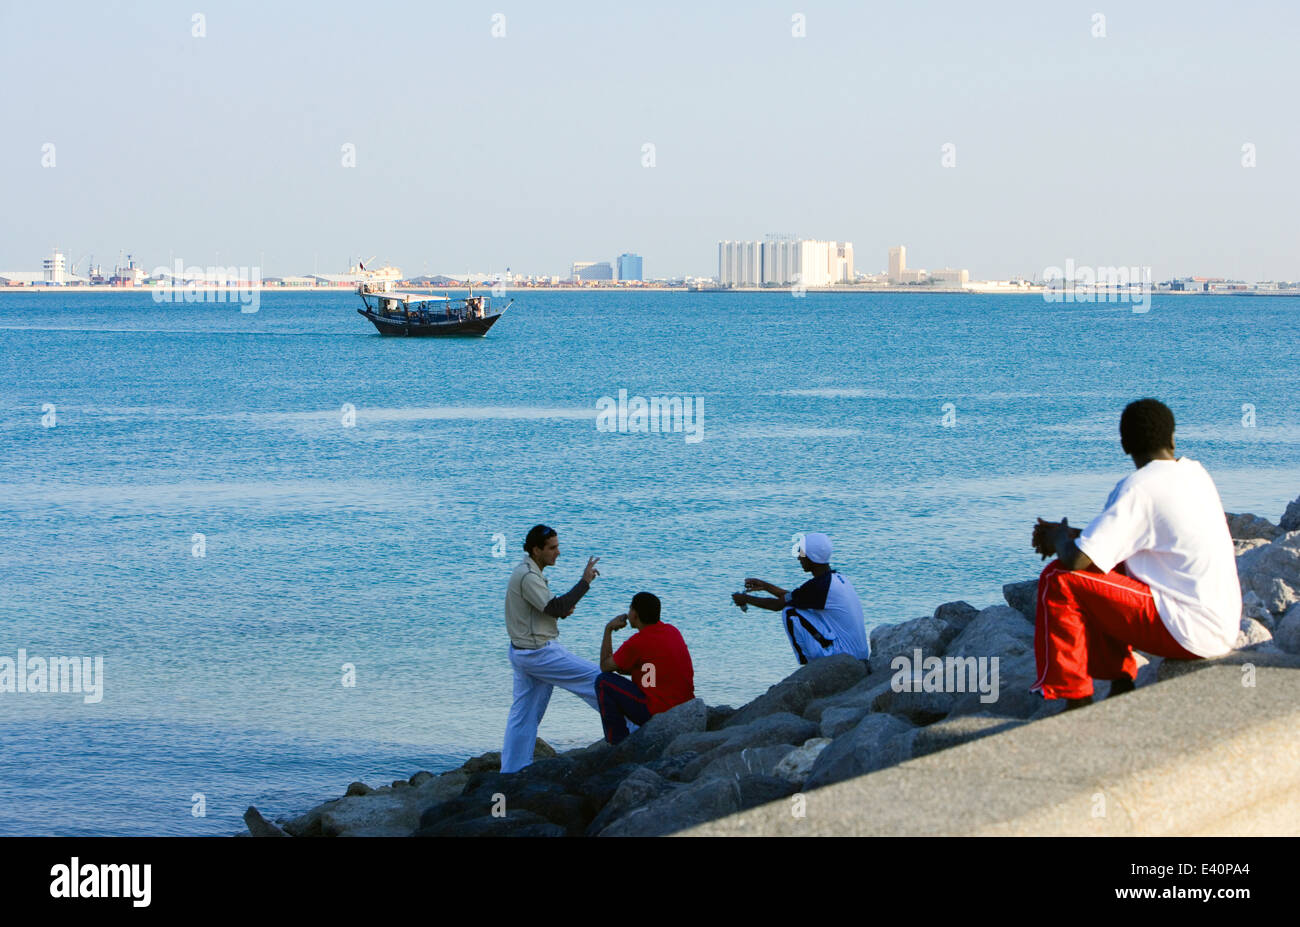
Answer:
[{"xmin": 2, "ymin": 0, "xmax": 1298, "ymax": 281}]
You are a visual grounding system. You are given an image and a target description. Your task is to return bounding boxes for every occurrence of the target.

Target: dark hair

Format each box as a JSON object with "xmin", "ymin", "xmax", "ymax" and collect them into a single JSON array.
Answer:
[
  {"xmin": 631, "ymin": 591, "xmax": 661, "ymax": 625},
  {"xmin": 523, "ymin": 524, "xmax": 557, "ymax": 554},
  {"xmin": 1119, "ymin": 399, "xmax": 1175, "ymax": 457}
]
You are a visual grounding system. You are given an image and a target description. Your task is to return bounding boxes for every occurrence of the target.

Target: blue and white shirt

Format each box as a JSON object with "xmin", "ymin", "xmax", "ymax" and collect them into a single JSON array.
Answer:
[{"xmin": 782, "ymin": 571, "xmax": 871, "ymax": 663}]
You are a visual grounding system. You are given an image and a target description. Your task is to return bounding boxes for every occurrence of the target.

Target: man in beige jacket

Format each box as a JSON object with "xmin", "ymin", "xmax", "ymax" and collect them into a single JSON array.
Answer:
[{"xmin": 502, "ymin": 524, "xmax": 602, "ymax": 773}]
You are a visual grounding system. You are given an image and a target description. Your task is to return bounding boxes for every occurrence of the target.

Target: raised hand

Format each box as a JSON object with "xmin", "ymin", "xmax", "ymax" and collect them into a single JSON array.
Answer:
[
  {"xmin": 1032, "ymin": 518, "xmax": 1057, "ymax": 559},
  {"xmin": 583, "ymin": 556, "xmax": 601, "ymax": 584},
  {"xmin": 1034, "ymin": 517, "xmax": 1081, "ymax": 560},
  {"xmin": 606, "ymin": 613, "xmax": 628, "ymax": 632},
  {"xmin": 743, "ymin": 578, "xmax": 766, "ymax": 593}
]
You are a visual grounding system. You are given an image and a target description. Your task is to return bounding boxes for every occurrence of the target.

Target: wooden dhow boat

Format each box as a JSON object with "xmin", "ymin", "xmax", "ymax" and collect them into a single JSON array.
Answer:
[{"xmin": 356, "ymin": 278, "xmax": 511, "ymax": 337}]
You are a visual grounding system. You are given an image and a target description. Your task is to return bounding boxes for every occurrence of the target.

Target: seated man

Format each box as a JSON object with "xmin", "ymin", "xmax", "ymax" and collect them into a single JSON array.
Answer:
[
  {"xmin": 595, "ymin": 592, "xmax": 695, "ymax": 745},
  {"xmin": 731, "ymin": 532, "xmax": 871, "ymax": 664},
  {"xmin": 1031, "ymin": 398, "xmax": 1242, "ymax": 710}
]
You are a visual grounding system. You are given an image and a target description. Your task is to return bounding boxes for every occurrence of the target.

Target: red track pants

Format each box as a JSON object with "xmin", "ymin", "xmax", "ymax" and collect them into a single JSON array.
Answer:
[{"xmin": 1032, "ymin": 559, "xmax": 1199, "ymax": 700}]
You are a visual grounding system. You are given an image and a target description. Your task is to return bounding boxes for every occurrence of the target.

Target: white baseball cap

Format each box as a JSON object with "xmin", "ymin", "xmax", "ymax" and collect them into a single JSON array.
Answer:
[{"xmin": 798, "ymin": 532, "xmax": 832, "ymax": 564}]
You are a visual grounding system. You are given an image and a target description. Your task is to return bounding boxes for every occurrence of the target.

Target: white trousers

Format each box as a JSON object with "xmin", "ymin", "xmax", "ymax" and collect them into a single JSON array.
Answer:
[{"xmin": 501, "ymin": 641, "xmax": 601, "ymax": 773}]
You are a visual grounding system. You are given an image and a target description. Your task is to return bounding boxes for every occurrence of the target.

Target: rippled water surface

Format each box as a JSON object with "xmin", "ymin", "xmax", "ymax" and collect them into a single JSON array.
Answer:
[{"xmin": 1, "ymin": 289, "xmax": 1296, "ymax": 834}]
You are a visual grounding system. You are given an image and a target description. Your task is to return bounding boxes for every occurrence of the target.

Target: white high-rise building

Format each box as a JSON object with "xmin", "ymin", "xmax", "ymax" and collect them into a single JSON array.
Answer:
[
  {"xmin": 43, "ymin": 249, "xmax": 66, "ymax": 285},
  {"xmin": 834, "ymin": 242, "xmax": 854, "ymax": 283},
  {"xmin": 717, "ymin": 241, "xmax": 763, "ymax": 286},
  {"xmin": 721, "ymin": 238, "xmax": 853, "ymax": 287},
  {"xmin": 888, "ymin": 246, "xmax": 906, "ymax": 283},
  {"xmin": 762, "ymin": 238, "xmax": 797, "ymax": 286}
]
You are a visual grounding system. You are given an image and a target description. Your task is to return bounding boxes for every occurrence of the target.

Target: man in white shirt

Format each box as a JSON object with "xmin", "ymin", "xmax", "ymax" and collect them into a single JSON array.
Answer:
[
  {"xmin": 501, "ymin": 524, "xmax": 602, "ymax": 773},
  {"xmin": 1031, "ymin": 399, "xmax": 1242, "ymax": 709},
  {"xmin": 731, "ymin": 532, "xmax": 871, "ymax": 664}
]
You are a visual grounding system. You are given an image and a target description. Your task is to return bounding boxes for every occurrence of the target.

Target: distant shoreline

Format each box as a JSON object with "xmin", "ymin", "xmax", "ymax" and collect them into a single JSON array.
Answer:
[{"xmin": 4, "ymin": 285, "xmax": 1296, "ymax": 297}]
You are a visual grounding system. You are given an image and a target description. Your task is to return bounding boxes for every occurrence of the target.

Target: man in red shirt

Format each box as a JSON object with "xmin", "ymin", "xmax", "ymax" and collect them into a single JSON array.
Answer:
[{"xmin": 595, "ymin": 592, "xmax": 695, "ymax": 745}]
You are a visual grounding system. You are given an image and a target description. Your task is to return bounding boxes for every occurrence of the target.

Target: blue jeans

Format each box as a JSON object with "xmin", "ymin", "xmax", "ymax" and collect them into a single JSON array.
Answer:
[
  {"xmin": 595, "ymin": 672, "xmax": 651, "ymax": 744},
  {"xmin": 503, "ymin": 642, "xmax": 601, "ymax": 773}
]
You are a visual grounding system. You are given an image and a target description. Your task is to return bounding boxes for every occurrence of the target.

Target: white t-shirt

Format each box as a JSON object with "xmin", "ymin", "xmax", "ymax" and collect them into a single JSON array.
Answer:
[
  {"xmin": 783, "ymin": 571, "xmax": 871, "ymax": 661},
  {"xmin": 1076, "ymin": 457, "xmax": 1241, "ymax": 657}
]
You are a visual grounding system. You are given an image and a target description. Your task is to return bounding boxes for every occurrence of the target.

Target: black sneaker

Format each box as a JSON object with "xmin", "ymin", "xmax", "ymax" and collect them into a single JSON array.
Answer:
[{"xmin": 1108, "ymin": 675, "xmax": 1136, "ymax": 698}]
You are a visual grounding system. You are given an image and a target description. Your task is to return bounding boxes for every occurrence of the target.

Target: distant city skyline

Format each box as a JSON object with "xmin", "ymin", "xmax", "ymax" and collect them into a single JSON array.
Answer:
[
  {"xmin": 3, "ymin": 2, "xmax": 1297, "ymax": 281},
  {"xmin": 4, "ymin": 240, "xmax": 1296, "ymax": 291}
]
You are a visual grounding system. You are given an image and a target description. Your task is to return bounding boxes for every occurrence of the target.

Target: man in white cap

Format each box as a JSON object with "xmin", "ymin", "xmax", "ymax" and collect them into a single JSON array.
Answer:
[{"xmin": 731, "ymin": 532, "xmax": 871, "ymax": 664}]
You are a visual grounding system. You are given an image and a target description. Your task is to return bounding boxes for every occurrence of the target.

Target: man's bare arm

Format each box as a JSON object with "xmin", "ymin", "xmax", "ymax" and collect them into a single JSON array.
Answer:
[
  {"xmin": 732, "ymin": 592, "xmax": 786, "ymax": 612},
  {"xmin": 600, "ymin": 614, "xmax": 629, "ymax": 673}
]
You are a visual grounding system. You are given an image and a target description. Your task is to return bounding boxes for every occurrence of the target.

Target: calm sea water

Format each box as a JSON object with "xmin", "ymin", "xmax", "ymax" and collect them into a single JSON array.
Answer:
[{"xmin": 1, "ymin": 289, "xmax": 1297, "ymax": 835}]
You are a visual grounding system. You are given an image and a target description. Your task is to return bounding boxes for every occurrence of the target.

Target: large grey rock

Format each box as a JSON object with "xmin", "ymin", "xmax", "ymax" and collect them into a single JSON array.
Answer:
[
  {"xmin": 1235, "ymin": 537, "xmax": 1271, "ymax": 558},
  {"xmin": 585, "ymin": 767, "xmax": 668, "ymax": 835},
  {"xmin": 871, "ymin": 683, "xmax": 959, "ymax": 725},
  {"xmin": 819, "ymin": 704, "xmax": 872, "ymax": 738},
  {"xmin": 243, "ymin": 806, "xmax": 289, "ymax": 837},
  {"xmin": 785, "ymin": 652, "xmax": 870, "ymax": 696},
  {"xmin": 574, "ymin": 763, "xmax": 641, "ymax": 808},
  {"xmin": 945, "ymin": 653, "xmax": 1042, "ymax": 720},
  {"xmin": 598, "ymin": 778, "xmax": 743, "ymax": 837},
  {"xmin": 646, "ymin": 751, "xmax": 699, "ymax": 782},
  {"xmin": 772, "ymin": 737, "xmax": 832, "ymax": 783},
  {"xmin": 694, "ymin": 745, "xmax": 796, "ymax": 782},
  {"xmin": 736, "ymin": 775, "xmax": 800, "ymax": 810},
  {"xmin": 664, "ymin": 729, "xmax": 729, "ymax": 757},
  {"xmin": 673, "ymin": 712, "xmax": 817, "ymax": 756},
  {"xmin": 457, "ymin": 738, "xmax": 556, "ymax": 776},
  {"xmin": 411, "ymin": 769, "xmax": 470, "ymax": 803},
  {"xmin": 723, "ymin": 654, "xmax": 866, "ymax": 729},
  {"xmin": 721, "ymin": 680, "xmax": 816, "ymax": 729},
  {"xmin": 1274, "ymin": 603, "xmax": 1300, "ymax": 654},
  {"xmin": 1226, "ymin": 512, "xmax": 1282, "ymax": 541},
  {"xmin": 493, "ymin": 780, "xmax": 590, "ymax": 833},
  {"xmin": 417, "ymin": 776, "xmax": 590, "ymax": 836},
  {"xmin": 598, "ymin": 773, "xmax": 796, "ymax": 836},
  {"xmin": 1241, "ymin": 591, "xmax": 1276, "ymax": 631},
  {"xmin": 315, "ymin": 790, "xmax": 430, "ymax": 837},
  {"xmin": 933, "ymin": 600, "xmax": 980, "ymax": 630},
  {"xmin": 1280, "ymin": 496, "xmax": 1300, "ymax": 532},
  {"xmin": 1236, "ymin": 616, "xmax": 1274, "ymax": 650},
  {"xmin": 803, "ymin": 713, "xmax": 914, "ymax": 790},
  {"xmin": 946, "ymin": 605, "xmax": 1034, "ymax": 660},
  {"xmin": 490, "ymin": 756, "xmax": 584, "ymax": 793},
  {"xmin": 607, "ymin": 698, "xmax": 708, "ymax": 765},
  {"xmin": 705, "ymin": 704, "xmax": 736, "ymax": 730},
  {"xmin": 1241, "ymin": 574, "xmax": 1299, "ymax": 617},
  {"xmin": 1237, "ymin": 532, "xmax": 1300, "ymax": 615},
  {"xmin": 281, "ymin": 805, "xmax": 328, "ymax": 837},
  {"xmin": 1235, "ymin": 539, "xmax": 1273, "ymax": 575},
  {"xmin": 802, "ymin": 673, "xmax": 893, "ymax": 723},
  {"xmin": 869, "ymin": 615, "xmax": 961, "ymax": 675},
  {"xmin": 680, "ymin": 713, "xmax": 820, "ymax": 780},
  {"xmin": 1002, "ymin": 580, "xmax": 1039, "ymax": 621}
]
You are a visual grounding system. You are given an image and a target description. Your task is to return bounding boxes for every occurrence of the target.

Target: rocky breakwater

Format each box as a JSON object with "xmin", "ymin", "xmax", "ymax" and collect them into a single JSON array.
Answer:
[{"xmin": 244, "ymin": 493, "xmax": 1300, "ymax": 838}]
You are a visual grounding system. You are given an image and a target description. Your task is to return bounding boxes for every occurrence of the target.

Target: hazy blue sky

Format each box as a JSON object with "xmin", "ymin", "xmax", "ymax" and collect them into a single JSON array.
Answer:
[{"xmin": 3, "ymin": 1, "xmax": 1297, "ymax": 280}]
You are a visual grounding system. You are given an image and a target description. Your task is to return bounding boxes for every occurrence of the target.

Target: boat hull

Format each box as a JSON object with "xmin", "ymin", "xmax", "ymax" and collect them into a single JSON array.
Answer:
[{"xmin": 357, "ymin": 308, "xmax": 504, "ymax": 337}]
